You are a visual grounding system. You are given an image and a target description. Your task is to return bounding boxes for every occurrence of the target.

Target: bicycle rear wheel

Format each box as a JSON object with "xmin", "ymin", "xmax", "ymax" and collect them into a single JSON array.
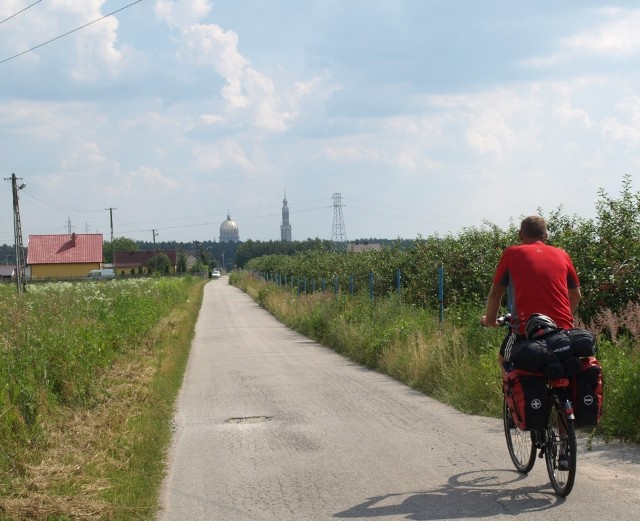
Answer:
[
  {"xmin": 503, "ymin": 397, "xmax": 536, "ymax": 473},
  {"xmin": 544, "ymin": 401, "xmax": 577, "ymax": 497}
]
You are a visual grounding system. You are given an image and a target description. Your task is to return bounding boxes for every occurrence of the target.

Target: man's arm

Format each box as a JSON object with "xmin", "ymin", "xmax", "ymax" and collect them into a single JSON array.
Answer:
[
  {"xmin": 481, "ymin": 283, "xmax": 506, "ymax": 327},
  {"xmin": 569, "ymin": 286, "xmax": 581, "ymax": 314}
]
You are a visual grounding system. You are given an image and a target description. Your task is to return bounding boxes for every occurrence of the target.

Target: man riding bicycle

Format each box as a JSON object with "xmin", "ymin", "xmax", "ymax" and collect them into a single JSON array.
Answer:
[{"xmin": 480, "ymin": 215, "xmax": 582, "ymax": 365}]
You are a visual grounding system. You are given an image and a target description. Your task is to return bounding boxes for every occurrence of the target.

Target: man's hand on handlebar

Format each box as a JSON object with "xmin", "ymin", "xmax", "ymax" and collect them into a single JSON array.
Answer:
[
  {"xmin": 480, "ymin": 315, "xmax": 498, "ymax": 327},
  {"xmin": 480, "ymin": 314, "xmax": 510, "ymax": 327}
]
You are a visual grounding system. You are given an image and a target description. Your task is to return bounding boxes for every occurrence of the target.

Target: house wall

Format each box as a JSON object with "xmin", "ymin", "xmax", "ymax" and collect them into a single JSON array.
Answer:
[
  {"xmin": 116, "ymin": 265, "xmax": 149, "ymax": 277},
  {"xmin": 30, "ymin": 263, "xmax": 101, "ymax": 279}
]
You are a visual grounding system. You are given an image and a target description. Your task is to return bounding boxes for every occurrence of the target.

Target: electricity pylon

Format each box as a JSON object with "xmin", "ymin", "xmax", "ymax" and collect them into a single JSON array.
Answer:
[{"xmin": 331, "ymin": 193, "xmax": 347, "ymax": 249}]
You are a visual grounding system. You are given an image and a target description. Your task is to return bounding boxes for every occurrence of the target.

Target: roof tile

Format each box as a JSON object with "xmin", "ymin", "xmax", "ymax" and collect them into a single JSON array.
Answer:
[{"xmin": 28, "ymin": 234, "xmax": 103, "ymax": 264}]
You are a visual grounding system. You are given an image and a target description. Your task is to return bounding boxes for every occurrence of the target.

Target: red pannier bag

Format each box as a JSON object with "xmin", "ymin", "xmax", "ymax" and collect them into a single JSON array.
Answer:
[
  {"xmin": 571, "ymin": 356, "xmax": 604, "ymax": 428},
  {"xmin": 503, "ymin": 369, "xmax": 550, "ymax": 431}
]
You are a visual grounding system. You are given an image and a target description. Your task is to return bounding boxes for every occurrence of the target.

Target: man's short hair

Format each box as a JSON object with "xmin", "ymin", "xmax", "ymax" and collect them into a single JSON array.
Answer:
[{"xmin": 520, "ymin": 215, "xmax": 547, "ymax": 241}]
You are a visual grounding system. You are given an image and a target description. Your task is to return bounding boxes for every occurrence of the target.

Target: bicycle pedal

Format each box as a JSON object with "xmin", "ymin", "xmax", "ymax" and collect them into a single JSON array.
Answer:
[{"xmin": 558, "ymin": 457, "xmax": 570, "ymax": 471}]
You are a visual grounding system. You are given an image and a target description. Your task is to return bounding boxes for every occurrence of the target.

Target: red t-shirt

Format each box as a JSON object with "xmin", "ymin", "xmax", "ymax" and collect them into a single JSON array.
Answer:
[{"xmin": 493, "ymin": 241, "xmax": 579, "ymax": 335}]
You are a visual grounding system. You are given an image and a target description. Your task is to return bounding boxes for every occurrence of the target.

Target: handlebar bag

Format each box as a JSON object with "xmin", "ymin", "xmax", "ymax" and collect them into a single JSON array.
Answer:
[
  {"xmin": 503, "ymin": 369, "xmax": 550, "ymax": 431},
  {"xmin": 571, "ymin": 356, "xmax": 604, "ymax": 428}
]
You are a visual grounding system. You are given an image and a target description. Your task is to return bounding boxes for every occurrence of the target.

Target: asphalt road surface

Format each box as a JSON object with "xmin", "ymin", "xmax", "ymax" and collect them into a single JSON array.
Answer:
[{"xmin": 158, "ymin": 278, "xmax": 640, "ymax": 521}]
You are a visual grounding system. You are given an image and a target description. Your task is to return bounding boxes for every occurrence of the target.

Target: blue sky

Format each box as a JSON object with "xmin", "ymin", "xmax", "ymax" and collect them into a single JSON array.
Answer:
[{"xmin": 1, "ymin": 0, "xmax": 639, "ymax": 245}]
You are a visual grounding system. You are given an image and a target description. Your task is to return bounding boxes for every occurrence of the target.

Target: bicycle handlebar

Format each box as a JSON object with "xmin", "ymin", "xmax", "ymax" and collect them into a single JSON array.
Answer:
[{"xmin": 497, "ymin": 313, "xmax": 512, "ymax": 327}]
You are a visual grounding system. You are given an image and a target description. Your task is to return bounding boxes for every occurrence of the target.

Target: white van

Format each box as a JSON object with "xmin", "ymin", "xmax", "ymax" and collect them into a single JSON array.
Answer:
[{"xmin": 86, "ymin": 269, "xmax": 115, "ymax": 280}]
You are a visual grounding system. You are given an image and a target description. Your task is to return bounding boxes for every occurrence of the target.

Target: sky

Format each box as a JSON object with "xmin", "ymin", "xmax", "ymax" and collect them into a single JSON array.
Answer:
[{"xmin": 1, "ymin": 0, "xmax": 639, "ymax": 246}]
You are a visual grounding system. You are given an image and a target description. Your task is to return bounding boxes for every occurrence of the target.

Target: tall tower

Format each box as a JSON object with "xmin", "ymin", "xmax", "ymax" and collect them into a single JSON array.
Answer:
[
  {"xmin": 280, "ymin": 190, "xmax": 292, "ymax": 242},
  {"xmin": 331, "ymin": 192, "xmax": 347, "ymax": 247}
]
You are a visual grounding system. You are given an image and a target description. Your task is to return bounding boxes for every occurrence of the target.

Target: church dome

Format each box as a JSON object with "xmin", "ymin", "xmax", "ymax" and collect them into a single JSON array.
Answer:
[
  {"xmin": 221, "ymin": 218, "xmax": 238, "ymax": 232},
  {"xmin": 220, "ymin": 213, "xmax": 240, "ymax": 242}
]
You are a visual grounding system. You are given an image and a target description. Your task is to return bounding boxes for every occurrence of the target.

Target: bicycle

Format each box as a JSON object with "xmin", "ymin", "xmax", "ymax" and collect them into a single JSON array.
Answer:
[{"xmin": 498, "ymin": 315, "xmax": 577, "ymax": 497}]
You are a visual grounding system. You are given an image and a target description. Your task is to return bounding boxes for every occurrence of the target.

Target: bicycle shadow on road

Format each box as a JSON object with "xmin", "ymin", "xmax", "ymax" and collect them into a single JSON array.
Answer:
[{"xmin": 334, "ymin": 469, "xmax": 563, "ymax": 520}]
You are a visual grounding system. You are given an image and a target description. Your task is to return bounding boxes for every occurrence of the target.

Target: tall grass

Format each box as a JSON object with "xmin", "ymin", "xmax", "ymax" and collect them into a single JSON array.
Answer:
[
  {"xmin": 0, "ymin": 278, "xmax": 190, "ymax": 480},
  {"xmin": 231, "ymin": 271, "xmax": 640, "ymax": 443}
]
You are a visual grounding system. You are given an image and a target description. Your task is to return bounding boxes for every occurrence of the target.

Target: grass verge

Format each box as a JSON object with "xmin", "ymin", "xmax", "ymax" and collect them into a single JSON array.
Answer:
[{"xmin": 0, "ymin": 279, "xmax": 206, "ymax": 520}]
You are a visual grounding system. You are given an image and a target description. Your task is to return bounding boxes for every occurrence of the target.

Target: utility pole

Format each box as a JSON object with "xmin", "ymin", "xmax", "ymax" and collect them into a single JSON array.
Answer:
[
  {"xmin": 5, "ymin": 173, "xmax": 27, "ymax": 293},
  {"xmin": 152, "ymin": 229, "xmax": 159, "ymax": 274},
  {"xmin": 105, "ymin": 207, "xmax": 117, "ymax": 268},
  {"xmin": 105, "ymin": 207, "xmax": 117, "ymax": 243}
]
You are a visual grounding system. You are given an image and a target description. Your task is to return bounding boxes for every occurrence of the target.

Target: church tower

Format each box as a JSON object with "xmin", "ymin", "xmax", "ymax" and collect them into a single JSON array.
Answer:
[{"xmin": 280, "ymin": 191, "xmax": 292, "ymax": 242}]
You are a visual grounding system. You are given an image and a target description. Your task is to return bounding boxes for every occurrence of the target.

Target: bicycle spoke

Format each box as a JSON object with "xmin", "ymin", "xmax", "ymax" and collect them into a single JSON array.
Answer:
[
  {"xmin": 544, "ymin": 401, "xmax": 577, "ymax": 497},
  {"xmin": 503, "ymin": 399, "xmax": 536, "ymax": 473}
]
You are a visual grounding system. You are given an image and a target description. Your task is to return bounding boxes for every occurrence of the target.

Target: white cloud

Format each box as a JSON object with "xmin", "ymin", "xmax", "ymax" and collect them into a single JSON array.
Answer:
[
  {"xmin": 525, "ymin": 9, "xmax": 640, "ymax": 70},
  {"xmin": 68, "ymin": 17, "xmax": 123, "ymax": 81},
  {"xmin": 120, "ymin": 111, "xmax": 170, "ymax": 131},
  {"xmin": 1, "ymin": 0, "xmax": 125, "ymax": 80},
  {"xmin": 465, "ymin": 111, "xmax": 515, "ymax": 157},
  {"xmin": 200, "ymin": 114, "xmax": 224, "ymax": 125},
  {"xmin": 154, "ymin": 0, "xmax": 212, "ymax": 30},
  {"xmin": 324, "ymin": 145, "xmax": 380, "ymax": 162},
  {"xmin": 135, "ymin": 166, "xmax": 179, "ymax": 190},
  {"xmin": 191, "ymin": 143, "xmax": 223, "ymax": 170},
  {"xmin": 191, "ymin": 140, "xmax": 256, "ymax": 173},
  {"xmin": 615, "ymin": 96, "xmax": 640, "ymax": 125},
  {"xmin": 161, "ymin": 20, "xmax": 294, "ymax": 131},
  {"xmin": 62, "ymin": 141, "xmax": 109, "ymax": 170},
  {"xmin": 0, "ymin": 101, "xmax": 105, "ymax": 140},
  {"xmin": 601, "ymin": 118, "xmax": 640, "ymax": 144},
  {"xmin": 566, "ymin": 10, "xmax": 640, "ymax": 57}
]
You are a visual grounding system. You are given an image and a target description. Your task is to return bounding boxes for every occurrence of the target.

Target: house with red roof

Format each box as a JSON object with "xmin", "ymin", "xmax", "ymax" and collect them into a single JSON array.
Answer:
[
  {"xmin": 114, "ymin": 250, "xmax": 177, "ymax": 276},
  {"xmin": 27, "ymin": 233, "xmax": 103, "ymax": 280}
]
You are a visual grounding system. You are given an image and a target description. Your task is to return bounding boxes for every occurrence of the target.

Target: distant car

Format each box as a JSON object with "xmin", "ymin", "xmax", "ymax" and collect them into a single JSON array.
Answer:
[
  {"xmin": 211, "ymin": 270, "xmax": 221, "ymax": 279},
  {"xmin": 86, "ymin": 268, "xmax": 115, "ymax": 280}
]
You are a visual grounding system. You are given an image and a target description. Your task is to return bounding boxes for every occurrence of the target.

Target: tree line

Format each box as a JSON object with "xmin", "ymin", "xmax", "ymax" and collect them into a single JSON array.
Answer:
[{"xmin": 244, "ymin": 175, "xmax": 640, "ymax": 327}]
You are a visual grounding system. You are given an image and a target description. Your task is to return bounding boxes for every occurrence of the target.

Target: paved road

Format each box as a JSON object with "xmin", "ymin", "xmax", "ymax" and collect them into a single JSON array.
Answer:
[{"xmin": 158, "ymin": 279, "xmax": 640, "ymax": 520}]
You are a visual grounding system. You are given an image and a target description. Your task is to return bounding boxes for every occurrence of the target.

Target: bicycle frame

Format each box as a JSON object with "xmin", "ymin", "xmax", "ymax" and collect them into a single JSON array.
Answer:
[{"xmin": 531, "ymin": 378, "xmax": 573, "ymax": 453}]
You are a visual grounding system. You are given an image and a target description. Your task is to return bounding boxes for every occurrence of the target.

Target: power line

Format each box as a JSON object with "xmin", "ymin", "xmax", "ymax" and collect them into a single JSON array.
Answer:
[
  {"xmin": 0, "ymin": 0, "xmax": 42, "ymax": 25},
  {"xmin": 21, "ymin": 183, "xmax": 103, "ymax": 214},
  {"xmin": 0, "ymin": 0, "xmax": 143, "ymax": 65},
  {"xmin": 347, "ymin": 198, "xmax": 472, "ymax": 227},
  {"xmin": 112, "ymin": 204, "xmax": 332, "ymax": 234}
]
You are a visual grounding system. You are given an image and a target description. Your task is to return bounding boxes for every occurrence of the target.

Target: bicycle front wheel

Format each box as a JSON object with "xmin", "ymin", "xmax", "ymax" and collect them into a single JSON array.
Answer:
[
  {"xmin": 544, "ymin": 401, "xmax": 577, "ymax": 497},
  {"xmin": 503, "ymin": 397, "xmax": 536, "ymax": 473}
]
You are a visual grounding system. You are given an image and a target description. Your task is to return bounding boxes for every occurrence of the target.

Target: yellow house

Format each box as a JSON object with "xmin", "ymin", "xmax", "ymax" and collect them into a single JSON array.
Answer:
[{"xmin": 27, "ymin": 233, "xmax": 103, "ymax": 280}]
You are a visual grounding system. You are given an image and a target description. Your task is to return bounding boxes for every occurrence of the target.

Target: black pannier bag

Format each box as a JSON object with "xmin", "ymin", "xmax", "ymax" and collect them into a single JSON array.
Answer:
[
  {"xmin": 571, "ymin": 356, "xmax": 604, "ymax": 428},
  {"xmin": 540, "ymin": 329, "xmax": 571, "ymax": 361},
  {"xmin": 565, "ymin": 328, "xmax": 597, "ymax": 357},
  {"xmin": 504, "ymin": 339, "xmax": 553, "ymax": 371},
  {"xmin": 503, "ymin": 369, "xmax": 550, "ymax": 431},
  {"xmin": 538, "ymin": 328, "xmax": 582, "ymax": 377},
  {"xmin": 505, "ymin": 338, "xmax": 564, "ymax": 378}
]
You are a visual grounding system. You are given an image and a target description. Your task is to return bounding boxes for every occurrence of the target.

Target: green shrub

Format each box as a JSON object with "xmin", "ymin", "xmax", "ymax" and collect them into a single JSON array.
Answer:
[{"xmin": 595, "ymin": 338, "xmax": 640, "ymax": 442}]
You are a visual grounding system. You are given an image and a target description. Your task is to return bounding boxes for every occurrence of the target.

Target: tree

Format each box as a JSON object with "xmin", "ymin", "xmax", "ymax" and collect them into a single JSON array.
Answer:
[
  {"xmin": 104, "ymin": 237, "xmax": 139, "ymax": 263},
  {"xmin": 189, "ymin": 259, "xmax": 208, "ymax": 275},
  {"xmin": 177, "ymin": 251, "xmax": 188, "ymax": 274},
  {"xmin": 147, "ymin": 253, "xmax": 171, "ymax": 275}
]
